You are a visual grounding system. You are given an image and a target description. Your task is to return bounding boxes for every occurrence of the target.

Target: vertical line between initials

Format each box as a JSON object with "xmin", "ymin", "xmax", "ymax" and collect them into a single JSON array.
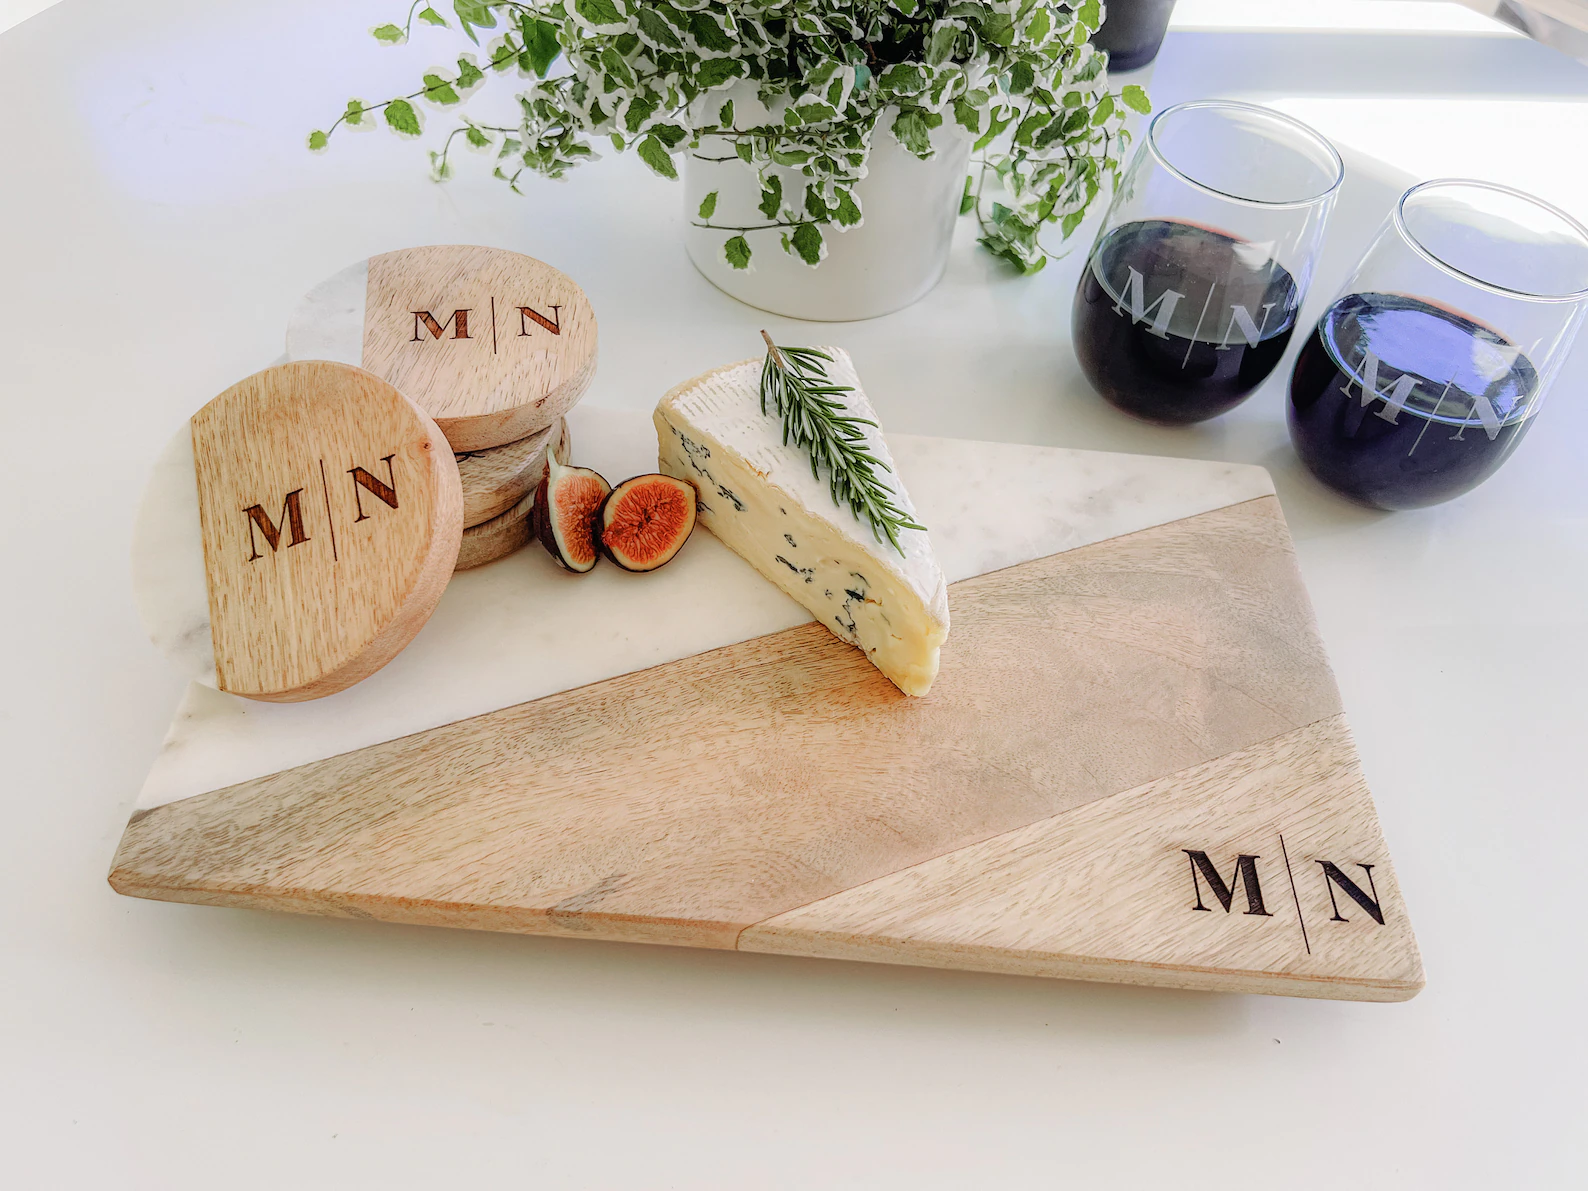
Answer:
[
  {"xmin": 490, "ymin": 295, "xmax": 498, "ymax": 355},
  {"xmin": 319, "ymin": 459, "xmax": 339, "ymax": 562},
  {"xmin": 1279, "ymin": 833, "xmax": 1310, "ymax": 955},
  {"xmin": 1183, "ymin": 284, "xmax": 1216, "ymax": 369}
]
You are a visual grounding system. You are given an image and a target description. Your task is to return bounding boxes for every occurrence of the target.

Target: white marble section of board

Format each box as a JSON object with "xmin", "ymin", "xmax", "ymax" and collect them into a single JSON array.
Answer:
[
  {"xmin": 134, "ymin": 405, "xmax": 1274, "ymax": 810},
  {"xmin": 283, "ymin": 259, "xmax": 367, "ymax": 366},
  {"xmin": 910, "ymin": 434, "xmax": 1275, "ymax": 584}
]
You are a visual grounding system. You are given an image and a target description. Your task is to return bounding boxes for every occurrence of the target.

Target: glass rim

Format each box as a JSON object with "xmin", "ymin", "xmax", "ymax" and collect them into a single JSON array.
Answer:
[
  {"xmin": 1145, "ymin": 99, "xmax": 1344, "ymax": 210},
  {"xmin": 1393, "ymin": 178, "xmax": 1588, "ymax": 303}
]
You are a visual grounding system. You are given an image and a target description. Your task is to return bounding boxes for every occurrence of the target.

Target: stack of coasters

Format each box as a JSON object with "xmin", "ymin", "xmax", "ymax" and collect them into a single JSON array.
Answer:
[
  {"xmin": 287, "ymin": 244, "xmax": 597, "ymax": 569},
  {"xmin": 453, "ymin": 418, "xmax": 566, "ymax": 571},
  {"xmin": 133, "ymin": 245, "xmax": 598, "ymax": 701}
]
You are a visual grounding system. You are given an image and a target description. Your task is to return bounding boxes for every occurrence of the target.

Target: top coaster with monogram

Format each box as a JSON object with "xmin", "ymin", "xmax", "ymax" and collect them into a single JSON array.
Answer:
[
  {"xmin": 189, "ymin": 360, "xmax": 463, "ymax": 701},
  {"xmin": 286, "ymin": 245, "xmax": 598, "ymax": 451}
]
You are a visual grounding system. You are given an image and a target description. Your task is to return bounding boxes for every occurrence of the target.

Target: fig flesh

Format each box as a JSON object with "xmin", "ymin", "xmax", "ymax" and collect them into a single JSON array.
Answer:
[
  {"xmin": 535, "ymin": 453, "xmax": 611, "ymax": 573},
  {"xmin": 597, "ymin": 474, "xmax": 697, "ymax": 572}
]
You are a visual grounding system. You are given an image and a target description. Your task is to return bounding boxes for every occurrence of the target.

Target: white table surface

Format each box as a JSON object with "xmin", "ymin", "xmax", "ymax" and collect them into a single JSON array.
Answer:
[{"xmin": 3, "ymin": 2, "xmax": 1585, "ymax": 1186}]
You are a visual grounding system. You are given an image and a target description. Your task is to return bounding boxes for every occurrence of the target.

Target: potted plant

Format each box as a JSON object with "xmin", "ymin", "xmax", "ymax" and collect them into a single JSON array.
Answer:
[{"xmin": 312, "ymin": 1, "xmax": 1148, "ymax": 320}]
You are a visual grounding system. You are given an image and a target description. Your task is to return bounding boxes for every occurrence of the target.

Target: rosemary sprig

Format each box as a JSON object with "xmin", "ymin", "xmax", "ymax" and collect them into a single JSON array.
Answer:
[{"xmin": 758, "ymin": 330, "xmax": 926, "ymax": 555}]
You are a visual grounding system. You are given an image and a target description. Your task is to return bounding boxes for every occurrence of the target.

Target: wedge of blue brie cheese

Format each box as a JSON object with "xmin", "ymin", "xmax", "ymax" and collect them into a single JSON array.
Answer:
[{"xmin": 655, "ymin": 349, "xmax": 949, "ymax": 696}]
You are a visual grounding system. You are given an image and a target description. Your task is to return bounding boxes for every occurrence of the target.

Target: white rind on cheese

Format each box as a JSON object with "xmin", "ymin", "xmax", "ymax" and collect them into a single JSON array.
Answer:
[{"xmin": 656, "ymin": 349, "xmax": 949, "ymax": 696}]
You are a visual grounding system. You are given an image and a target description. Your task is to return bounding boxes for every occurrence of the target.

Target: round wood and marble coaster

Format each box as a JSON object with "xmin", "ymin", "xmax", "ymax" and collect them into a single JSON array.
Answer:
[
  {"xmin": 286, "ymin": 245, "xmax": 597, "ymax": 451},
  {"xmin": 456, "ymin": 491, "xmax": 536, "ymax": 571},
  {"xmin": 457, "ymin": 418, "xmax": 563, "ymax": 527},
  {"xmin": 133, "ymin": 404, "xmax": 560, "ymax": 683},
  {"xmin": 138, "ymin": 361, "xmax": 464, "ymax": 701}
]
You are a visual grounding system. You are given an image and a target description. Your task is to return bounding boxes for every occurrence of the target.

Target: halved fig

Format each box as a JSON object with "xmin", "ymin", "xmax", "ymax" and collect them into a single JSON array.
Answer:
[
  {"xmin": 597, "ymin": 474, "xmax": 698, "ymax": 572},
  {"xmin": 534, "ymin": 453, "xmax": 610, "ymax": 573}
]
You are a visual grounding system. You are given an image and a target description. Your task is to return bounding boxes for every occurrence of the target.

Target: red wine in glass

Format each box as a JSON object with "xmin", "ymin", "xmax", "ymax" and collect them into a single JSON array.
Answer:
[
  {"xmin": 1288, "ymin": 292, "xmax": 1538, "ymax": 510},
  {"xmin": 1073, "ymin": 219, "xmax": 1302, "ymax": 424}
]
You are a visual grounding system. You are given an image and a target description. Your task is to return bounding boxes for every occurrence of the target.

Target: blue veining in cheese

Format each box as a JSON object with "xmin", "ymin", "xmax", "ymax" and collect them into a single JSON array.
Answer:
[{"xmin": 655, "ymin": 349, "xmax": 949, "ymax": 696}]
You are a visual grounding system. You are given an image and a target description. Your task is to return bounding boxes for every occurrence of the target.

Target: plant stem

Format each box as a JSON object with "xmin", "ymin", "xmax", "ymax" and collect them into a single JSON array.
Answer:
[
  {"xmin": 692, "ymin": 220, "xmax": 797, "ymax": 232},
  {"xmin": 323, "ymin": 36, "xmax": 522, "ymax": 142}
]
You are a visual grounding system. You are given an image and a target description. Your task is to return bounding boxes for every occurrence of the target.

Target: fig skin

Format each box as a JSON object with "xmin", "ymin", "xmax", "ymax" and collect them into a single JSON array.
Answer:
[
  {"xmin": 597, "ymin": 474, "xmax": 698, "ymax": 573},
  {"xmin": 535, "ymin": 453, "xmax": 611, "ymax": 573}
]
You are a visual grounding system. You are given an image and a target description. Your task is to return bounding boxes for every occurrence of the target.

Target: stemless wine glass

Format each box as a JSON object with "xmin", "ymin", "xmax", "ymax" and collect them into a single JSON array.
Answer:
[
  {"xmin": 1072, "ymin": 100, "xmax": 1344, "ymax": 424},
  {"xmin": 1288, "ymin": 180, "xmax": 1588, "ymax": 510}
]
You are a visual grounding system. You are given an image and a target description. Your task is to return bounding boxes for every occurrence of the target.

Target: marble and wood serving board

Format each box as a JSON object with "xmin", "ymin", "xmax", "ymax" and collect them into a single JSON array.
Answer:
[{"xmin": 111, "ymin": 406, "xmax": 1423, "ymax": 1001}]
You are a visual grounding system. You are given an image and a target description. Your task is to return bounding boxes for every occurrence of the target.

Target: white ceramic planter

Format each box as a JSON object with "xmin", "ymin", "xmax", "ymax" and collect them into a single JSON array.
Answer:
[{"xmin": 683, "ymin": 95, "xmax": 971, "ymax": 322}]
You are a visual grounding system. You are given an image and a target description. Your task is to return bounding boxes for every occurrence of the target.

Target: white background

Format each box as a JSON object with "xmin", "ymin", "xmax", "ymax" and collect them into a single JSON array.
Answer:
[{"xmin": 2, "ymin": 2, "xmax": 1585, "ymax": 1186}]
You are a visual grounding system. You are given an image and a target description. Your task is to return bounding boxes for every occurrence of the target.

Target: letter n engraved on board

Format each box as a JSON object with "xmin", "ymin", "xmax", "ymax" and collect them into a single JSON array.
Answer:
[
  {"xmin": 242, "ymin": 490, "xmax": 309, "ymax": 562},
  {"xmin": 1316, "ymin": 861, "xmax": 1387, "ymax": 925},
  {"xmin": 1183, "ymin": 851, "xmax": 1274, "ymax": 916},
  {"xmin": 518, "ymin": 304, "xmax": 562, "ymax": 336},
  {"xmin": 411, "ymin": 309, "xmax": 471, "ymax": 341},
  {"xmin": 348, "ymin": 455, "xmax": 399, "ymax": 523}
]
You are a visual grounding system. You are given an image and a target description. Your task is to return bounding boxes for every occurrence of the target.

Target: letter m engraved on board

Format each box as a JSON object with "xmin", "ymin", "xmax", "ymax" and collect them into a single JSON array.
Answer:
[
  {"xmin": 1183, "ymin": 851, "xmax": 1274, "ymax": 916},
  {"xmin": 348, "ymin": 454, "xmax": 399, "ymax": 523},
  {"xmin": 242, "ymin": 490, "xmax": 309, "ymax": 562},
  {"xmin": 1316, "ymin": 861, "xmax": 1387, "ymax": 925},
  {"xmin": 411, "ymin": 309, "xmax": 471, "ymax": 341},
  {"xmin": 518, "ymin": 304, "xmax": 562, "ymax": 336}
]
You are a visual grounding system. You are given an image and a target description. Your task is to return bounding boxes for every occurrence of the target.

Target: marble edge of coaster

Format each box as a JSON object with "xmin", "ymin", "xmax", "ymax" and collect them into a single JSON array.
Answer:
[
  {"xmin": 133, "ymin": 351, "xmax": 291, "ymax": 687},
  {"xmin": 133, "ymin": 425, "xmax": 219, "ymax": 688},
  {"xmin": 283, "ymin": 259, "xmax": 366, "ymax": 367}
]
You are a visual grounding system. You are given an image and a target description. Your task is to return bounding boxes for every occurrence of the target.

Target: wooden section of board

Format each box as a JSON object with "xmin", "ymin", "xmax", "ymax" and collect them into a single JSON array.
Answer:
[
  {"xmin": 741, "ymin": 714, "xmax": 1422, "ymax": 1000},
  {"xmin": 362, "ymin": 246, "xmax": 597, "ymax": 451},
  {"xmin": 456, "ymin": 420, "xmax": 560, "ymax": 526},
  {"xmin": 189, "ymin": 361, "xmax": 463, "ymax": 702},
  {"xmin": 110, "ymin": 495, "xmax": 1420, "ymax": 999}
]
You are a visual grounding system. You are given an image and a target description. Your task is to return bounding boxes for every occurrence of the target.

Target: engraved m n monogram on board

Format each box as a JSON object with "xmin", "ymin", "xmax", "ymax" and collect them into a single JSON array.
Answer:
[
  {"xmin": 241, "ymin": 454, "xmax": 403, "ymax": 562},
  {"xmin": 1179, "ymin": 840, "xmax": 1389, "ymax": 955}
]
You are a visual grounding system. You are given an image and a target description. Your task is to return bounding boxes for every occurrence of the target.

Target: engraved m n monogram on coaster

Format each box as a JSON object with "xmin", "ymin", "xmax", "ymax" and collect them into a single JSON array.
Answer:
[{"xmin": 190, "ymin": 361, "xmax": 462, "ymax": 702}]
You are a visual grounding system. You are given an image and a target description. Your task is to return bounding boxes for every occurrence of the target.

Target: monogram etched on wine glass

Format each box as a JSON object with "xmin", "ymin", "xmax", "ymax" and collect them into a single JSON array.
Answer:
[
  {"xmin": 1289, "ymin": 180, "xmax": 1588, "ymax": 509},
  {"xmin": 1072, "ymin": 100, "xmax": 1343, "ymax": 424}
]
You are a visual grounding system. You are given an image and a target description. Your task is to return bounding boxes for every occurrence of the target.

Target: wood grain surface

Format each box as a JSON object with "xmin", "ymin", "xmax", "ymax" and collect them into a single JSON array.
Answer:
[
  {"xmin": 743, "ymin": 714, "xmax": 1422, "ymax": 1000},
  {"xmin": 457, "ymin": 419, "xmax": 560, "ymax": 527},
  {"xmin": 111, "ymin": 495, "xmax": 1419, "ymax": 998},
  {"xmin": 189, "ymin": 361, "xmax": 463, "ymax": 702},
  {"xmin": 455, "ymin": 491, "xmax": 535, "ymax": 571},
  {"xmin": 362, "ymin": 245, "xmax": 596, "ymax": 451}
]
